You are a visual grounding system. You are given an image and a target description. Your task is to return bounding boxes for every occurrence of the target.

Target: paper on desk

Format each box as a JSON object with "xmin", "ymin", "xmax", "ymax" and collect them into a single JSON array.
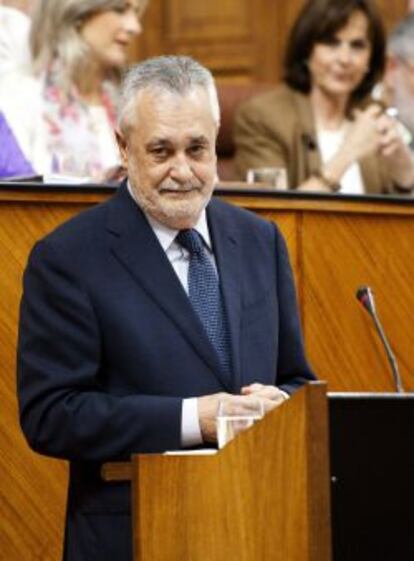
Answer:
[
  {"xmin": 43, "ymin": 173, "xmax": 93, "ymax": 185},
  {"xmin": 164, "ymin": 449, "xmax": 217, "ymax": 456}
]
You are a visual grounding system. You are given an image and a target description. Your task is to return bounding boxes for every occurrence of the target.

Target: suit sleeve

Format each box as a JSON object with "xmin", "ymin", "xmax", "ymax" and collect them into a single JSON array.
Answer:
[
  {"xmin": 273, "ymin": 225, "xmax": 316, "ymax": 393},
  {"xmin": 17, "ymin": 239, "xmax": 183, "ymax": 462},
  {"xmin": 233, "ymin": 101, "xmax": 288, "ymax": 181}
]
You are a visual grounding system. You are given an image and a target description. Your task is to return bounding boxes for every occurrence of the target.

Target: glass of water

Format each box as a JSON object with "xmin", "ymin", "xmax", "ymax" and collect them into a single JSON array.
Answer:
[
  {"xmin": 246, "ymin": 167, "xmax": 288, "ymax": 190},
  {"xmin": 216, "ymin": 398, "xmax": 264, "ymax": 449}
]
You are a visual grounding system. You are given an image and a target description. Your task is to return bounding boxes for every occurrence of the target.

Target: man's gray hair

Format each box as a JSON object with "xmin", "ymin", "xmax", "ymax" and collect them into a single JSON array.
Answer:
[
  {"xmin": 118, "ymin": 55, "xmax": 220, "ymax": 131},
  {"xmin": 388, "ymin": 14, "xmax": 414, "ymax": 61}
]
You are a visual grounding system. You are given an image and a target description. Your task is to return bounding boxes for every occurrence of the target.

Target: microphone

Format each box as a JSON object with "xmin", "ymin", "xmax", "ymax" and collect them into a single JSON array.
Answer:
[{"xmin": 356, "ymin": 286, "xmax": 404, "ymax": 393}]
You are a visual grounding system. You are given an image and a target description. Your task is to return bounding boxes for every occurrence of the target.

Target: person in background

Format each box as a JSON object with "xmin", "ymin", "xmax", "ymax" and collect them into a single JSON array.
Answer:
[
  {"xmin": 0, "ymin": 1, "xmax": 34, "ymax": 177},
  {"xmin": 234, "ymin": 0, "xmax": 414, "ymax": 195},
  {"xmin": 0, "ymin": 1, "xmax": 31, "ymax": 77},
  {"xmin": 0, "ymin": 111, "xmax": 34, "ymax": 177},
  {"xmin": 17, "ymin": 55, "xmax": 315, "ymax": 561},
  {"xmin": 408, "ymin": 0, "xmax": 414, "ymax": 13},
  {"xmin": 382, "ymin": 14, "xmax": 414, "ymax": 150},
  {"xmin": 0, "ymin": 0, "xmax": 145, "ymax": 180}
]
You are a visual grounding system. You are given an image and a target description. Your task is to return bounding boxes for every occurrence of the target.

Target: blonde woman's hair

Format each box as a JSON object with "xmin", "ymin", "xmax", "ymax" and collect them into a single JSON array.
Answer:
[{"xmin": 30, "ymin": 0, "xmax": 147, "ymax": 82}]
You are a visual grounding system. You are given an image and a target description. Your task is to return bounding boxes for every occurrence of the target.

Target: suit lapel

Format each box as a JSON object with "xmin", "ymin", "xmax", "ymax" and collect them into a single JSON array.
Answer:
[
  {"xmin": 208, "ymin": 200, "xmax": 242, "ymax": 391},
  {"xmin": 106, "ymin": 184, "xmax": 231, "ymax": 388}
]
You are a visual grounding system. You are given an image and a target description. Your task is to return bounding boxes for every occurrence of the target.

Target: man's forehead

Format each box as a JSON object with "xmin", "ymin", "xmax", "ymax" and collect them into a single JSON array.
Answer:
[
  {"xmin": 135, "ymin": 87, "xmax": 214, "ymax": 120},
  {"xmin": 132, "ymin": 87, "xmax": 217, "ymax": 140}
]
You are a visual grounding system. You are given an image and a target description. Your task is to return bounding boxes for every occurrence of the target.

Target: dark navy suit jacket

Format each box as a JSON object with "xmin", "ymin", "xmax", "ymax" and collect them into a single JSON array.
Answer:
[{"xmin": 17, "ymin": 182, "xmax": 315, "ymax": 561}]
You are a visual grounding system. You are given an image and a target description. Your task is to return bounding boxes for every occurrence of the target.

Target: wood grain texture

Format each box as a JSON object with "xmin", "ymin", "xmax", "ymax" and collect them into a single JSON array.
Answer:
[
  {"xmin": 132, "ymin": 383, "xmax": 331, "ymax": 561},
  {"xmin": 130, "ymin": 0, "xmax": 407, "ymax": 83},
  {"xmin": 300, "ymin": 212, "xmax": 414, "ymax": 391},
  {"xmin": 1, "ymin": 187, "xmax": 414, "ymax": 560},
  {"xmin": 0, "ymin": 200, "xmax": 96, "ymax": 561}
]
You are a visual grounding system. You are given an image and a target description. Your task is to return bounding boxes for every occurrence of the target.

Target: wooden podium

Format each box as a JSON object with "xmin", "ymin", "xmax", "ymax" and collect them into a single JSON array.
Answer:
[
  {"xmin": 103, "ymin": 385, "xmax": 414, "ymax": 561},
  {"xmin": 103, "ymin": 382, "xmax": 331, "ymax": 561}
]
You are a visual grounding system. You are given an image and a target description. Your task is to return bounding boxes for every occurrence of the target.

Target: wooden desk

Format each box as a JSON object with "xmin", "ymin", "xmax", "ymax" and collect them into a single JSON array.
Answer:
[{"xmin": 1, "ymin": 184, "xmax": 413, "ymax": 561}]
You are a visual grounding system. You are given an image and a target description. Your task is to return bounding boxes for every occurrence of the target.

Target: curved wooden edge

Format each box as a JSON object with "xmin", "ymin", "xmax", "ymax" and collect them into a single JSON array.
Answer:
[{"xmin": 1, "ymin": 182, "xmax": 414, "ymax": 215}]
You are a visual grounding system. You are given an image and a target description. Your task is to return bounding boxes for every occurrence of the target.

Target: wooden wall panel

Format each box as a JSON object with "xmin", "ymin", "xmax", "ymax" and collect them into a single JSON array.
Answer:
[
  {"xmin": 259, "ymin": 211, "xmax": 299, "ymax": 282},
  {"xmin": 301, "ymin": 212, "xmax": 414, "ymax": 391},
  {"xmin": 1, "ymin": 188, "xmax": 414, "ymax": 561},
  {"xmin": 0, "ymin": 201, "xmax": 95, "ymax": 561},
  {"xmin": 131, "ymin": 0, "xmax": 408, "ymax": 83},
  {"xmin": 133, "ymin": 0, "xmax": 255, "ymax": 81},
  {"xmin": 166, "ymin": 1, "xmax": 252, "ymax": 41}
]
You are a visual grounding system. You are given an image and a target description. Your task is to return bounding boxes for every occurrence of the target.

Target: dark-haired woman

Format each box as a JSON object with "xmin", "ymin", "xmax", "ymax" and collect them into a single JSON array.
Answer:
[{"xmin": 234, "ymin": 0, "xmax": 414, "ymax": 193}]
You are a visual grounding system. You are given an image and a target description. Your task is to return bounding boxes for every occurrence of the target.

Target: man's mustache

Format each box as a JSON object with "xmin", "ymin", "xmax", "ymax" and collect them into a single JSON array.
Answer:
[{"xmin": 159, "ymin": 180, "xmax": 203, "ymax": 193}]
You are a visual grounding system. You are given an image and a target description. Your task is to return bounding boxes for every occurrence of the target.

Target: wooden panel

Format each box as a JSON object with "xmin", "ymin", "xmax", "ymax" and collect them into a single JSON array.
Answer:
[
  {"xmin": 130, "ymin": 0, "xmax": 407, "ymax": 83},
  {"xmin": 167, "ymin": 0, "xmax": 252, "ymax": 42},
  {"xmin": 301, "ymin": 212, "xmax": 414, "ymax": 391},
  {"xmin": 131, "ymin": 0, "xmax": 284, "ymax": 82},
  {"xmin": 258, "ymin": 210, "xmax": 300, "ymax": 285},
  {"xmin": 133, "ymin": 383, "xmax": 331, "ymax": 561},
  {"xmin": 0, "ymin": 200, "xmax": 96, "ymax": 561},
  {"xmin": 254, "ymin": 0, "xmax": 304, "ymax": 83}
]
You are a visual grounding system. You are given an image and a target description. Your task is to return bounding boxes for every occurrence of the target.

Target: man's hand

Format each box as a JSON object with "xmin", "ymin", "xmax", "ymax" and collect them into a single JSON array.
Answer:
[
  {"xmin": 241, "ymin": 383, "xmax": 288, "ymax": 410},
  {"xmin": 198, "ymin": 388, "xmax": 286, "ymax": 443}
]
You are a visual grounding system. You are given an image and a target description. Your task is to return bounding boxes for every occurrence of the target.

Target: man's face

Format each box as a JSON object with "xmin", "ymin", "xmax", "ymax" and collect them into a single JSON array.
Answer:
[{"xmin": 117, "ymin": 87, "xmax": 218, "ymax": 230}]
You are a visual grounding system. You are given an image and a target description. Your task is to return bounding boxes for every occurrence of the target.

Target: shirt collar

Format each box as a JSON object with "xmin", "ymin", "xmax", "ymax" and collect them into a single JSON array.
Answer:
[{"xmin": 127, "ymin": 180, "xmax": 212, "ymax": 252}]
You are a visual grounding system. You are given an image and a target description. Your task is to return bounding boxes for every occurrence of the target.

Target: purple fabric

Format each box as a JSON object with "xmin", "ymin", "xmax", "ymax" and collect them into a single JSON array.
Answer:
[{"xmin": 0, "ymin": 111, "xmax": 34, "ymax": 178}]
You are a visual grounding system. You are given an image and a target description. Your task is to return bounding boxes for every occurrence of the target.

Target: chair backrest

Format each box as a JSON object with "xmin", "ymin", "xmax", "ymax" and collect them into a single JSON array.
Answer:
[{"xmin": 216, "ymin": 83, "xmax": 273, "ymax": 180}]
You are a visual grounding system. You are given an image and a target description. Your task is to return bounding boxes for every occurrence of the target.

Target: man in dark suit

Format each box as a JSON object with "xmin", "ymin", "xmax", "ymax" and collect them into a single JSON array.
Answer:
[{"xmin": 17, "ymin": 55, "xmax": 315, "ymax": 561}]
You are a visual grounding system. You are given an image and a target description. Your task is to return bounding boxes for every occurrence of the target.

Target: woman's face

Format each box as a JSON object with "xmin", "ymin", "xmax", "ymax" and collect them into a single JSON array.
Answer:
[
  {"xmin": 80, "ymin": 1, "xmax": 143, "ymax": 69},
  {"xmin": 308, "ymin": 10, "xmax": 372, "ymax": 101}
]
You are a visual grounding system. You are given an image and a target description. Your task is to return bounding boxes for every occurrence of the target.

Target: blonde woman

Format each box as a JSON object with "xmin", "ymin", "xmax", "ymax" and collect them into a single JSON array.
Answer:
[{"xmin": 0, "ymin": 0, "xmax": 146, "ymax": 180}]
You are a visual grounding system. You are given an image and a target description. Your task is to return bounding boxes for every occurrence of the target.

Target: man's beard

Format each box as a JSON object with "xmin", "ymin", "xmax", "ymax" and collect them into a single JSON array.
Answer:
[{"xmin": 132, "ymin": 177, "xmax": 214, "ymax": 229}]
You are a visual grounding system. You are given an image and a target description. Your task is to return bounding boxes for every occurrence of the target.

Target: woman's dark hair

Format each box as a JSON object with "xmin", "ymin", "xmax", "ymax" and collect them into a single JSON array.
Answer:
[{"xmin": 284, "ymin": 0, "xmax": 386, "ymax": 104}]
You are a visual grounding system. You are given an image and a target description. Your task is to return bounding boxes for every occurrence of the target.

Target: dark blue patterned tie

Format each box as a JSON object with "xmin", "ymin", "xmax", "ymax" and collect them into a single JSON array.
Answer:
[{"xmin": 176, "ymin": 229, "xmax": 232, "ymax": 384}]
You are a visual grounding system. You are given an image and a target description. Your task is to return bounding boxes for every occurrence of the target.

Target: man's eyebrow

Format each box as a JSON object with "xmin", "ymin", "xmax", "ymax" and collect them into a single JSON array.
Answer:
[
  {"xmin": 146, "ymin": 138, "xmax": 171, "ymax": 149},
  {"xmin": 189, "ymin": 135, "xmax": 210, "ymax": 144}
]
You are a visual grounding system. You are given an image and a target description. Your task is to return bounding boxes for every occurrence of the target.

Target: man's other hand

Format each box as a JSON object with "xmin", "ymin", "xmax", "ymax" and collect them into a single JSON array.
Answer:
[
  {"xmin": 197, "ymin": 392, "xmax": 279, "ymax": 443},
  {"xmin": 241, "ymin": 383, "xmax": 288, "ymax": 410}
]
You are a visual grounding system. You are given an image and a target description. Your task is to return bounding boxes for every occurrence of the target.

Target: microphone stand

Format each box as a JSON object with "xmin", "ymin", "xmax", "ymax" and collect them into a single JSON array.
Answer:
[{"xmin": 356, "ymin": 286, "xmax": 404, "ymax": 393}]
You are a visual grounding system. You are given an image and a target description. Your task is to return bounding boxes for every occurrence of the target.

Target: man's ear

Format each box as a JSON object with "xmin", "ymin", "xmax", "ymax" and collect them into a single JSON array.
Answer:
[{"xmin": 115, "ymin": 130, "xmax": 128, "ymax": 168}]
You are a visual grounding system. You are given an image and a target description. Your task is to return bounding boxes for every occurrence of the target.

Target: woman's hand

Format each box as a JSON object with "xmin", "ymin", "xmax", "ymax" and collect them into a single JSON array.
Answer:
[
  {"xmin": 298, "ymin": 105, "xmax": 384, "ymax": 192},
  {"xmin": 343, "ymin": 104, "xmax": 383, "ymax": 163}
]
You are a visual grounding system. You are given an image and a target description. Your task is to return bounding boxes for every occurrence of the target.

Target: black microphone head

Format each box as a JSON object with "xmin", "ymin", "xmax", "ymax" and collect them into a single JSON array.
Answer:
[{"xmin": 356, "ymin": 285, "xmax": 375, "ymax": 314}]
